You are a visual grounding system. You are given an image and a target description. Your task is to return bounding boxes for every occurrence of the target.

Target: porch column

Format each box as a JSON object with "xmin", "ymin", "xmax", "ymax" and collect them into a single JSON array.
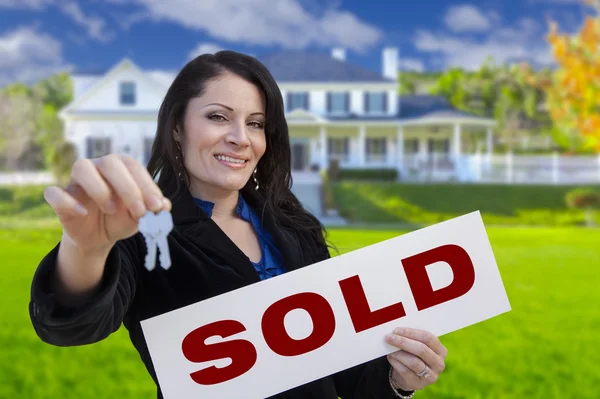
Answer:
[
  {"xmin": 396, "ymin": 126, "xmax": 404, "ymax": 174},
  {"xmin": 453, "ymin": 123, "xmax": 462, "ymax": 157},
  {"xmin": 419, "ymin": 136, "xmax": 427, "ymax": 164},
  {"xmin": 486, "ymin": 126, "xmax": 493, "ymax": 165},
  {"xmin": 319, "ymin": 125, "xmax": 327, "ymax": 171},
  {"xmin": 358, "ymin": 125, "xmax": 366, "ymax": 167}
]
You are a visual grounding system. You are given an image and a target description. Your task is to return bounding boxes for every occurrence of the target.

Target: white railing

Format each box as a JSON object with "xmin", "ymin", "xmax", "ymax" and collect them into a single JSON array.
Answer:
[
  {"xmin": 0, "ymin": 171, "xmax": 55, "ymax": 186},
  {"xmin": 398, "ymin": 152, "xmax": 600, "ymax": 184},
  {"xmin": 478, "ymin": 153, "xmax": 600, "ymax": 184}
]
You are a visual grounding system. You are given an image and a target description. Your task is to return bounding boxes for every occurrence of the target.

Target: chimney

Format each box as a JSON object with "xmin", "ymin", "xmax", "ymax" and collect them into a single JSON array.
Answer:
[
  {"xmin": 382, "ymin": 47, "xmax": 398, "ymax": 80},
  {"xmin": 331, "ymin": 47, "xmax": 346, "ymax": 62}
]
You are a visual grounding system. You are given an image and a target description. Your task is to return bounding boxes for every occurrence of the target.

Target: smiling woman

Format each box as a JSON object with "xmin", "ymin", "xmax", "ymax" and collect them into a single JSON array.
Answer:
[{"xmin": 28, "ymin": 50, "xmax": 447, "ymax": 399}]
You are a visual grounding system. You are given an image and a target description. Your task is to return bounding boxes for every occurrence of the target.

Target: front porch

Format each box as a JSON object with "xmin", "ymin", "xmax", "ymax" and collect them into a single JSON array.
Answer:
[{"xmin": 286, "ymin": 113, "xmax": 496, "ymax": 183}]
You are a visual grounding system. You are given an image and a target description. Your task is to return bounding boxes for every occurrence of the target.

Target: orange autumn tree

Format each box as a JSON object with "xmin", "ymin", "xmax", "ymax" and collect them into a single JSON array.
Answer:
[{"xmin": 530, "ymin": 0, "xmax": 600, "ymax": 151}]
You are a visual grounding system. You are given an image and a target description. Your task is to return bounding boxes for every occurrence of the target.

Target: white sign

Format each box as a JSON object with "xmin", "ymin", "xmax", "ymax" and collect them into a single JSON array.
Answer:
[{"xmin": 141, "ymin": 211, "xmax": 511, "ymax": 399}]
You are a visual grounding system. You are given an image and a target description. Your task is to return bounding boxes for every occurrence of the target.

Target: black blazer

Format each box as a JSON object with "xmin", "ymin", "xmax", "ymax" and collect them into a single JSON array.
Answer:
[{"xmin": 29, "ymin": 188, "xmax": 401, "ymax": 399}]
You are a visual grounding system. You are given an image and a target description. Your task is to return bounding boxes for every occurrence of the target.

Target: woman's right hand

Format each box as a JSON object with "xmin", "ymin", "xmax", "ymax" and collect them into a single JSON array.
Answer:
[{"xmin": 43, "ymin": 154, "xmax": 172, "ymax": 253}]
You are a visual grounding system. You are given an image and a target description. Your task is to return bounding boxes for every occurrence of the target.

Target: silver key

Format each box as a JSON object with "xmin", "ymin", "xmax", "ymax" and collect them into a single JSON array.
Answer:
[
  {"xmin": 139, "ymin": 210, "xmax": 174, "ymax": 271},
  {"xmin": 156, "ymin": 210, "xmax": 173, "ymax": 270},
  {"xmin": 139, "ymin": 211, "xmax": 160, "ymax": 271}
]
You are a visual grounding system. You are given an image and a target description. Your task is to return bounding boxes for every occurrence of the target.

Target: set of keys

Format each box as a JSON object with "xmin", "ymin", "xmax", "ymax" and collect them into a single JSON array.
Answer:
[{"xmin": 138, "ymin": 210, "xmax": 174, "ymax": 271}]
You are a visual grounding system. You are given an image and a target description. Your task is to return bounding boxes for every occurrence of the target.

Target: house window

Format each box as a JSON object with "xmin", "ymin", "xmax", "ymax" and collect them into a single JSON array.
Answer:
[
  {"xmin": 427, "ymin": 138, "xmax": 450, "ymax": 154},
  {"xmin": 364, "ymin": 92, "xmax": 387, "ymax": 113},
  {"xmin": 327, "ymin": 92, "xmax": 349, "ymax": 113},
  {"xmin": 366, "ymin": 137, "xmax": 387, "ymax": 162},
  {"xmin": 86, "ymin": 137, "xmax": 112, "ymax": 158},
  {"xmin": 287, "ymin": 92, "xmax": 309, "ymax": 111},
  {"xmin": 120, "ymin": 81, "xmax": 136, "ymax": 105},
  {"xmin": 143, "ymin": 137, "xmax": 154, "ymax": 165},
  {"xmin": 327, "ymin": 137, "xmax": 349, "ymax": 162},
  {"xmin": 404, "ymin": 138, "xmax": 419, "ymax": 154}
]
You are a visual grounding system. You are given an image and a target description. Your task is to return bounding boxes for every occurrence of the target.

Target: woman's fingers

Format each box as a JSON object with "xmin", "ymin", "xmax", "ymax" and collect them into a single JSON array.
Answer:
[
  {"xmin": 385, "ymin": 329, "xmax": 445, "ymax": 373},
  {"xmin": 70, "ymin": 158, "xmax": 118, "ymax": 215},
  {"xmin": 387, "ymin": 350, "xmax": 435, "ymax": 380},
  {"xmin": 121, "ymin": 156, "xmax": 170, "ymax": 213},
  {"xmin": 65, "ymin": 155, "xmax": 169, "ymax": 219},
  {"xmin": 44, "ymin": 185, "xmax": 88, "ymax": 218},
  {"xmin": 386, "ymin": 355, "xmax": 423, "ymax": 391},
  {"xmin": 394, "ymin": 327, "xmax": 448, "ymax": 359},
  {"xmin": 94, "ymin": 155, "xmax": 151, "ymax": 219}
]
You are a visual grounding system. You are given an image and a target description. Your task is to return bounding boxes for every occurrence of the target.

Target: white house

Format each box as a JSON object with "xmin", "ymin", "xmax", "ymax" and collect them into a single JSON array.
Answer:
[{"xmin": 59, "ymin": 48, "xmax": 496, "ymax": 185}]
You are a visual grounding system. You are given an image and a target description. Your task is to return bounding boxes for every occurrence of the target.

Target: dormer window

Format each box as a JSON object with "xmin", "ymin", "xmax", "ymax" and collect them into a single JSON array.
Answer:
[
  {"xmin": 287, "ymin": 92, "xmax": 309, "ymax": 111},
  {"xmin": 327, "ymin": 92, "xmax": 349, "ymax": 114},
  {"xmin": 364, "ymin": 92, "xmax": 387, "ymax": 114},
  {"xmin": 120, "ymin": 81, "xmax": 136, "ymax": 105}
]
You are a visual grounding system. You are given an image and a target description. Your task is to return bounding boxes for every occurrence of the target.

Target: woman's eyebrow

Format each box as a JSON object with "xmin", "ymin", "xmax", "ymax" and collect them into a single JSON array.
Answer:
[
  {"xmin": 204, "ymin": 102, "xmax": 233, "ymax": 111},
  {"xmin": 204, "ymin": 102, "xmax": 265, "ymax": 117}
]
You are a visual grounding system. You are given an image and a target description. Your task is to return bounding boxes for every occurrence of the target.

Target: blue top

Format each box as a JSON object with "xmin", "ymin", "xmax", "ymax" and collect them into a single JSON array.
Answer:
[{"xmin": 193, "ymin": 193, "xmax": 286, "ymax": 280}]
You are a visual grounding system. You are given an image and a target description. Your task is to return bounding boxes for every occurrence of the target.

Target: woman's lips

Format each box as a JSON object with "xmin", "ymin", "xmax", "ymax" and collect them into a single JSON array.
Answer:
[{"xmin": 214, "ymin": 154, "xmax": 248, "ymax": 169}]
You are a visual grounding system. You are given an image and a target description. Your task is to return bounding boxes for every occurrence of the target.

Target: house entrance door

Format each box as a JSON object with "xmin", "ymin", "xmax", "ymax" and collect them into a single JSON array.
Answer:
[{"xmin": 291, "ymin": 142, "xmax": 307, "ymax": 170}]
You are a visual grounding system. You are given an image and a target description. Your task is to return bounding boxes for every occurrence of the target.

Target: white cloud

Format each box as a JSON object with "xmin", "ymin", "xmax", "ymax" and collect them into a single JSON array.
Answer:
[
  {"xmin": 187, "ymin": 42, "xmax": 223, "ymax": 60},
  {"xmin": 414, "ymin": 14, "xmax": 554, "ymax": 70},
  {"xmin": 122, "ymin": 0, "xmax": 382, "ymax": 53},
  {"xmin": 398, "ymin": 58, "xmax": 425, "ymax": 72},
  {"xmin": 444, "ymin": 5, "xmax": 492, "ymax": 33},
  {"xmin": 0, "ymin": 26, "xmax": 71, "ymax": 86},
  {"xmin": 58, "ymin": 1, "xmax": 113, "ymax": 42},
  {"xmin": 0, "ymin": 0, "xmax": 49, "ymax": 9},
  {"xmin": 0, "ymin": 0, "xmax": 113, "ymax": 42}
]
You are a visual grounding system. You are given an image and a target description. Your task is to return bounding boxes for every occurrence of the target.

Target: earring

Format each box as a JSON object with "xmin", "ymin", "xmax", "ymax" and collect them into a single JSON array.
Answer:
[
  {"xmin": 253, "ymin": 168, "xmax": 259, "ymax": 191},
  {"xmin": 175, "ymin": 141, "xmax": 184, "ymax": 180}
]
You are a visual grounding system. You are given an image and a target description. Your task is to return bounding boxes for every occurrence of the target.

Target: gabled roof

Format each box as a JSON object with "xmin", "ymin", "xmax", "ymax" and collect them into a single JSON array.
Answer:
[
  {"xmin": 259, "ymin": 51, "xmax": 394, "ymax": 83},
  {"xmin": 60, "ymin": 58, "xmax": 170, "ymax": 117}
]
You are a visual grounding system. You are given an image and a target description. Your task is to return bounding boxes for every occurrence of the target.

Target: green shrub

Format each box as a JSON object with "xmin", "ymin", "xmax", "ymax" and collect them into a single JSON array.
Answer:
[
  {"xmin": 565, "ymin": 187, "xmax": 600, "ymax": 226},
  {"xmin": 338, "ymin": 168, "xmax": 397, "ymax": 181},
  {"xmin": 566, "ymin": 188, "xmax": 600, "ymax": 209},
  {"xmin": 0, "ymin": 185, "xmax": 47, "ymax": 216}
]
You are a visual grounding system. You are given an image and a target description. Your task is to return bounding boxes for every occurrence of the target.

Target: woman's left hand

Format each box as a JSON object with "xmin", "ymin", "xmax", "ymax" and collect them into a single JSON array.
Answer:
[{"xmin": 385, "ymin": 327, "xmax": 448, "ymax": 392}]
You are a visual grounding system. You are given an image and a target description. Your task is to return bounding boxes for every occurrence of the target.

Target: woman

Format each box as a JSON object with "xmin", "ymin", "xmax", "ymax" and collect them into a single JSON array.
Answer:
[{"xmin": 29, "ymin": 51, "xmax": 447, "ymax": 398}]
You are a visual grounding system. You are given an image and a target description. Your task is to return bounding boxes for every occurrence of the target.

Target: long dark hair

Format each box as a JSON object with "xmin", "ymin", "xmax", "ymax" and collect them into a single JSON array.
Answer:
[{"xmin": 146, "ymin": 50, "xmax": 331, "ymax": 254}]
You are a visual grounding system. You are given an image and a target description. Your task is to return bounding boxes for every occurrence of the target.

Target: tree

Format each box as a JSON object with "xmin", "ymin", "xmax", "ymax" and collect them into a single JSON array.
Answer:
[
  {"xmin": 431, "ymin": 58, "xmax": 551, "ymax": 151},
  {"xmin": 398, "ymin": 73, "xmax": 417, "ymax": 95},
  {"xmin": 51, "ymin": 141, "xmax": 78, "ymax": 187},
  {"xmin": 0, "ymin": 92, "xmax": 40, "ymax": 170},
  {"xmin": 430, "ymin": 68, "xmax": 469, "ymax": 111},
  {"xmin": 532, "ymin": 0, "xmax": 600, "ymax": 151},
  {"xmin": 0, "ymin": 72, "xmax": 73, "ymax": 171},
  {"xmin": 32, "ymin": 72, "xmax": 73, "ymax": 110}
]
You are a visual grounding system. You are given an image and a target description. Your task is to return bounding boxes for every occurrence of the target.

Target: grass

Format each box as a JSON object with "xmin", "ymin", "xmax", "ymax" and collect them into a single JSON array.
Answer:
[
  {"xmin": 331, "ymin": 182, "xmax": 600, "ymax": 227},
  {"xmin": 1, "ymin": 224, "xmax": 598, "ymax": 398}
]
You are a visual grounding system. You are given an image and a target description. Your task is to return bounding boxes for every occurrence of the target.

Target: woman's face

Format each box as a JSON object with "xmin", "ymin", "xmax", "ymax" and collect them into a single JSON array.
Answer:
[{"xmin": 176, "ymin": 72, "xmax": 267, "ymax": 196}]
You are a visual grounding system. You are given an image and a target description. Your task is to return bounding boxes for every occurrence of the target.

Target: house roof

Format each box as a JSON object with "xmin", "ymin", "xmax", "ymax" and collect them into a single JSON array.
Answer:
[
  {"xmin": 73, "ymin": 51, "xmax": 392, "ymax": 84},
  {"xmin": 258, "ymin": 51, "xmax": 394, "ymax": 83},
  {"xmin": 398, "ymin": 95, "xmax": 490, "ymax": 121}
]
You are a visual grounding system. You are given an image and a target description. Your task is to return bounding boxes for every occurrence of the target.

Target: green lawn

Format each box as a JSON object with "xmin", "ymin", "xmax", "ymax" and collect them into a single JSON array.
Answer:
[
  {"xmin": 331, "ymin": 182, "xmax": 600, "ymax": 227},
  {"xmin": 1, "ymin": 225, "xmax": 598, "ymax": 398}
]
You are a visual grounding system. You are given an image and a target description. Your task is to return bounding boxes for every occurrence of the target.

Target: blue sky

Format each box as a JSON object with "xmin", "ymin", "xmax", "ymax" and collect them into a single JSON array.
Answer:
[{"xmin": 0, "ymin": 0, "xmax": 597, "ymax": 86}]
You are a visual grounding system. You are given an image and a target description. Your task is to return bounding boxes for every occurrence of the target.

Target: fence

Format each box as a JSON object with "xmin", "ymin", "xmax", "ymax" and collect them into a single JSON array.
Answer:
[
  {"xmin": 475, "ymin": 153, "xmax": 600, "ymax": 185},
  {"xmin": 400, "ymin": 153, "xmax": 600, "ymax": 185},
  {"xmin": 0, "ymin": 171, "xmax": 55, "ymax": 186}
]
